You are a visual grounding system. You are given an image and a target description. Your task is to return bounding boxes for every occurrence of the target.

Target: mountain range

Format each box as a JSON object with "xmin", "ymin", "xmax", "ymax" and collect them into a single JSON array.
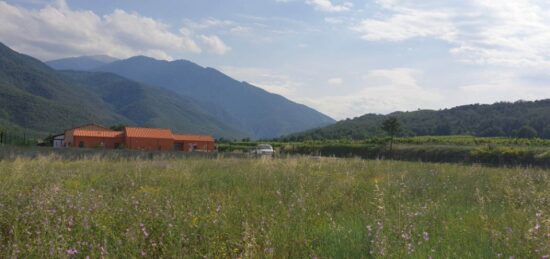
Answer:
[
  {"xmin": 5, "ymin": 41, "xmax": 550, "ymax": 141},
  {"xmin": 288, "ymin": 100, "xmax": 550, "ymax": 140},
  {"xmin": 0, "ymin": 43, "xmax": 243, "ymax": 138},
  {"xmin": 0, "ymin": 42, "xmax": 334, "ymax": 138},
  {"xmin": 91, "ymin": 56, "xmax": 335, "ymax": 138}
]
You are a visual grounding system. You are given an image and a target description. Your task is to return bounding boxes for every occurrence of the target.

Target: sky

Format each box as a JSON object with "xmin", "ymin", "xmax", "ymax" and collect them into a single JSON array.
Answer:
[{"xmin": 2, "ymin": 0, "xmax": 550, "ymax": 120}]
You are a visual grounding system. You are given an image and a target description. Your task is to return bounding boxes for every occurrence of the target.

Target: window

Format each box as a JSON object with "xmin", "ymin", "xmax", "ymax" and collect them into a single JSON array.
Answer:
[{"xmin": 79, "ymin": 141, "xmax": 84, "ymax": 148}]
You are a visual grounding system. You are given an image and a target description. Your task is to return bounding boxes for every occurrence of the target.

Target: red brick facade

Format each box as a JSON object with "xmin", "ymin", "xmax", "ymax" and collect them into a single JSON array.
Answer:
[{"xmin": 64, "ymin": 124, "xmax": 215, "ymax": 152}]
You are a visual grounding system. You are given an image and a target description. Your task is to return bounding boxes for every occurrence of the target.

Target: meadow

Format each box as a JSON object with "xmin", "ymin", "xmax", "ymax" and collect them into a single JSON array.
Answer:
[{"xmin": 0, "ymin": 156, "xmax": 549, "ymax": 258}]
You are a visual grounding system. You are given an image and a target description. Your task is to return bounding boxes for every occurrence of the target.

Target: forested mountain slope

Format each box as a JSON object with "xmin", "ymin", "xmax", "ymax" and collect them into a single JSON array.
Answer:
[
  {"xmin": 288, "ymin": 100, "xmax": 550, "ymax": 140},
  {"xmin": 96, "ymin": 56, "xmax": 335, "ymax": 138}
]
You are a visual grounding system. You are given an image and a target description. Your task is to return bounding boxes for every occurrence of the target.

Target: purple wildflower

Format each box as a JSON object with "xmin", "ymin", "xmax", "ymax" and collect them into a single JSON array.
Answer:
[
  {"xmin": 423, "ymin": 231, "xmax": 430, "ymax": 241},
  {"xmin": 66, "ymin": 248, "xmax": 78, "ymax": 255}
]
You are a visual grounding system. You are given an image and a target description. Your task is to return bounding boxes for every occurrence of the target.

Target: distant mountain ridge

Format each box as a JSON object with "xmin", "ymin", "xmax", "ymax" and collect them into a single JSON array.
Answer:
[
  {"xmin": 93, "ymin": 56, "xmax": 335, "ymax": 138},
  {"xmin": 288, "ymin": 100, "xmax": 550, "ymax": 140},
  {"xmin": 0, "ymin": 43, "xmax": 244, "ymax": 138},
  {"xmin": 62, "ymin": 71, "xmax": 246, "ymax": 138},
  {"xmin": 46, "ymin": 55, "xmax": 118, "ymax": 71}
]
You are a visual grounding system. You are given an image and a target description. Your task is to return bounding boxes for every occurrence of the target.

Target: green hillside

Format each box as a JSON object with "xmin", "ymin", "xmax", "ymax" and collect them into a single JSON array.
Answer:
[
  {"xmin": 288, "ymin": 100, "xmax": 550, "ymax": 140},
  {"xmin": 0, "ymin": 42, "xmax": 127, "ymax": 133},
  {"xmin": 0, "ymin": 42, "xmax": 244, "ymax": 138},
  {"xmin": 62, "ymin": 71, "xmax": 246, "ymax": 138}
]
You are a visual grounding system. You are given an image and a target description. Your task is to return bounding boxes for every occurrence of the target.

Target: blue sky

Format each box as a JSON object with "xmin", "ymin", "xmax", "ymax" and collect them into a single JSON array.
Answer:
[{"xmin": 2, "ymin": 0, "xmax": 550, "ymax": 119}]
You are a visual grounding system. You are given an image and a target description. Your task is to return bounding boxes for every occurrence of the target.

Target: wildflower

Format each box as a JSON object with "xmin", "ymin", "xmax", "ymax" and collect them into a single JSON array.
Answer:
[
  {"xmin": 66, "ymin": 248, "xmax": 78, "ymax": 255},
  {"xmin": 140, "ymin": 223, "xmax": 149, "ymax": 237},
  {"xmin": 423, "ymin": 231, "xmax": 430, "ymax": 241},
  {"xmin": 542, "ymin": 255, "xmax": 550, "ymax": 259}
]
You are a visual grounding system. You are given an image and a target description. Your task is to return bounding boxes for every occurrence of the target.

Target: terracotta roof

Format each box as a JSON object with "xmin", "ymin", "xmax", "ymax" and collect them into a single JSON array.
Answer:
[
  {"xmin": 173, "ymin": 134, "xmax": 215, "ymax": 142},
  {"xmin": 73, "ymin": 129, "xmax": 123, "ymax": 138},
  {"xmin": 70, "ymin": 124, "xmax": 111, "ymax": 131},
  {"xmin": 125, "ymin": 127, "xmax": 174, "ymax": 139}
]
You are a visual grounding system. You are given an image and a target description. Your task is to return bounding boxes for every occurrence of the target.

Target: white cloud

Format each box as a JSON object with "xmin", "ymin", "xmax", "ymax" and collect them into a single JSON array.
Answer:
[
  {"xmin": 229, "ymin": 26, "xmax": 252, "ymax": 34},
  {"xmin": 354, "ymin": 0, "xmax": 550, "ymax": 68},
  {"xmin": 302, "ymin": 68, "xmax": 443, "ymax": 119},
  {"xmin": 0, "ymin": 0, "xmax": 230, "ymax": 60},
  {"xmin": 199, "ymin": 35, "xmax": 231, "ymax": 55},
  {"xmin": 458, "ymin": 74, "xmax": 550, "ymax": 104},
  {"xmin": 220, "ymin": 66, "xmax": 301, "ymax": 96},
  {"xmin": 306, "ymin": 0, "xmax": 353, "ymax": 12},
  {"xmin": 324, "ymin": 17, "xmax": 344, "ymax": 24},
  {"xmin": 353, "ymin": 9, "xmax": 456, "ymax": 42},
  {"xmin": 183, "ymin": 17, "xmax": 235, "ymax": 30},
  {"xmin": 328, "ymin": 77, "xmax": 343, "ymax": 85}
]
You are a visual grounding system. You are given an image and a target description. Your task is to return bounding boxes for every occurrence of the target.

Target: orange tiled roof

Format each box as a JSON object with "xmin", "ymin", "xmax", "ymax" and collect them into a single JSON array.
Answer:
[
  {"xmin": 73, "ymin": 129, "xmax": 123, "ymax": 138},
  {"xmin": 125, "ymin": 127, "xmax": 174, "ymax": 139},
  {"xmin": 173, "ymin": 134, "xmax": 214, "ymax": 142},
  {"xmin": 70, "ymin": 124, "xmax": 111, "ymax": 131}
]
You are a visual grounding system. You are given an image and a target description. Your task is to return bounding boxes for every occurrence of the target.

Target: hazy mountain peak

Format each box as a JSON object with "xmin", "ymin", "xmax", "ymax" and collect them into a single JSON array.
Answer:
[
  {"xmin": 84, "ymin": 55, "xmax": 118, "ymax": 63},
  {"xmin": 95, "ymin": 56, "xmax": 335, "ymax": 138},
  {"xmin": 46, "ymin": 55, "xmax": 119, "ymax": 71}
]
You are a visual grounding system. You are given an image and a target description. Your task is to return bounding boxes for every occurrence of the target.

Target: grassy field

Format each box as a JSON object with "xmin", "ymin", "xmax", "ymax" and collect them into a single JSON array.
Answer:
[{"xmin": 1, "ymin": 157, "xmax": 549, "ymax": 258}]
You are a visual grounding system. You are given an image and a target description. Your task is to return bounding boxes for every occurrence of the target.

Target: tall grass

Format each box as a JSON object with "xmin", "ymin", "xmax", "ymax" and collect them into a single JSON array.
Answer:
[{"xmin": 0, "ymin": 157, "xmax": 549, "ymax": 257}]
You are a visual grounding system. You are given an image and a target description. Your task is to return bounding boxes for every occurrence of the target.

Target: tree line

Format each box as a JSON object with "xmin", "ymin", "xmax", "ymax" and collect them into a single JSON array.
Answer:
[{"xmin": 285, "ymin": 100, "xmax": 550, "ymax": 141}]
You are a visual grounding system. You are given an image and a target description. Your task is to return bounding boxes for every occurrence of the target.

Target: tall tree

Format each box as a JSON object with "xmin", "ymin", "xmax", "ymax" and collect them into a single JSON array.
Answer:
[
  {"xmin": 517, "ymin": 126, "xmax": 538, "ymax": 139},
  {"xmin": 382, "ymin": 117, "xmax": 401, "ymax": 158}
]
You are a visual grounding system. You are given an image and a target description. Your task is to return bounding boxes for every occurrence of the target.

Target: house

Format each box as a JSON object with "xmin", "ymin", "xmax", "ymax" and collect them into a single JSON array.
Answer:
[
  {"xmin": 124, "ymin": 127, "xmax": 174, "ymax": 151},
  {"xmin": 61, "ymin": 124, "xmax": 215, "ymax": 152},
  {"xmin": 52, "ymin": 133, "xmax": 65, "ymax": 148}
]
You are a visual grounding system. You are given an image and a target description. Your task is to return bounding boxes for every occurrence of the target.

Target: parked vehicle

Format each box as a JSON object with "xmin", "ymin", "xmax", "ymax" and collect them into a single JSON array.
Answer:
[{"xmin": 253, "ymin": 144, "xmax": 274, "ymax": 156}]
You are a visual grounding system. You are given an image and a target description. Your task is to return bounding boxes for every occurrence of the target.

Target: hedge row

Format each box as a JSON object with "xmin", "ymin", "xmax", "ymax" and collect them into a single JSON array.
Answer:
[{"xmin": 280, "ymin": 143, "xmax": 550, "ymax": 167}]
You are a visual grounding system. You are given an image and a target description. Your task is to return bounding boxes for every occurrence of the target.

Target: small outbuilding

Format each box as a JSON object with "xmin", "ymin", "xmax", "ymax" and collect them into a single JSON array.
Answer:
[
  {"xmin": 173, "ymin": 134, "xmax": 215, "ymax": 152},
  {"xmin": 52, "ymin": 134, "xmax": 65, "ymax": 148}
]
